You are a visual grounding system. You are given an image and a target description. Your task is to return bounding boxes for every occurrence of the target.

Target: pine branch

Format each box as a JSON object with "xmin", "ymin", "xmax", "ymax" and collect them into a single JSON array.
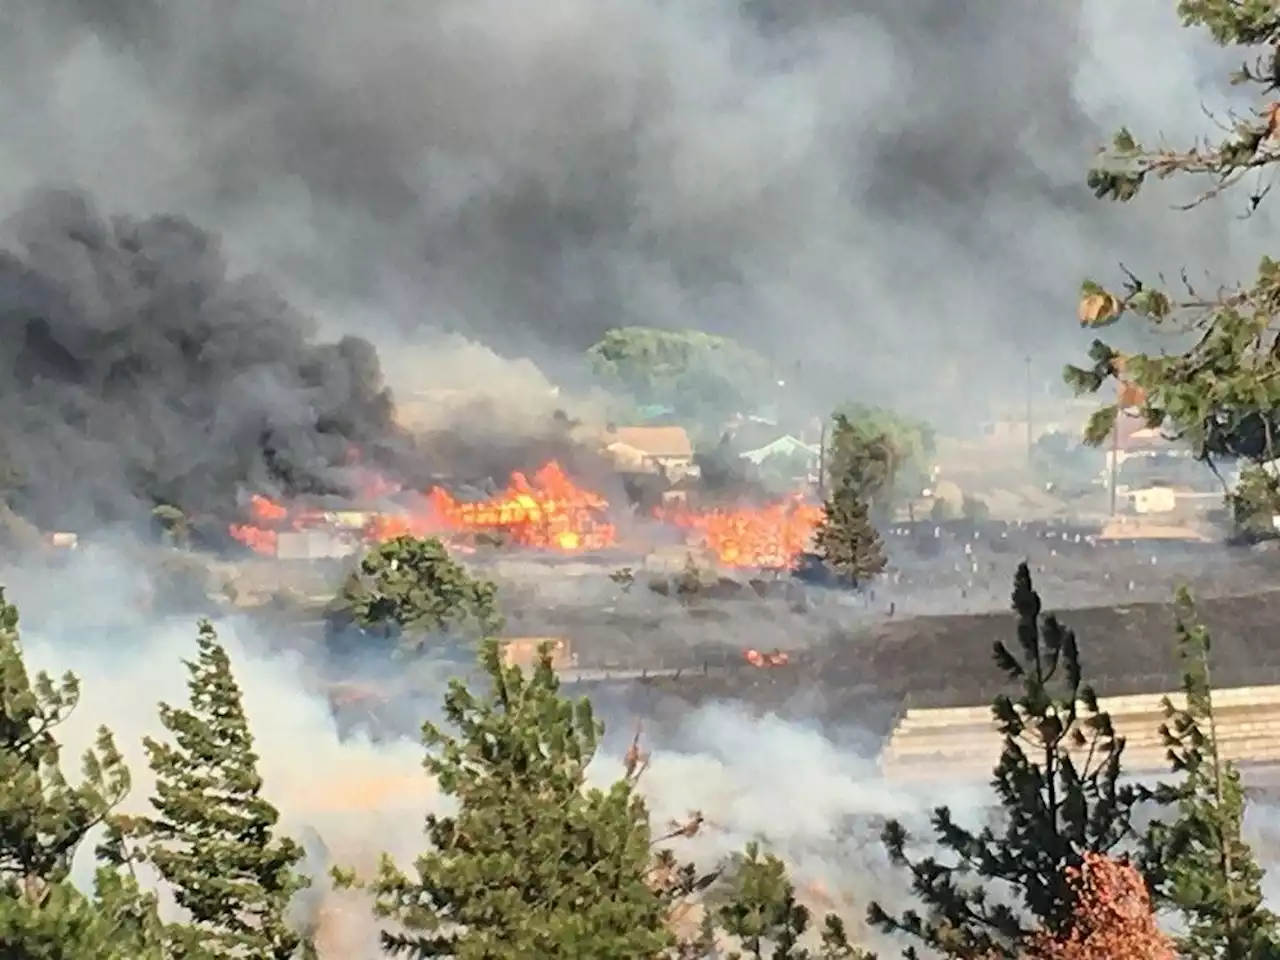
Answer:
[
  {"xmin": 867, "ymin": 565, "xmax": 1143, "ymax": 958},
  {"xmin": 1139, "ymin": 589, "xmax": 1280, "ymax": 958}
]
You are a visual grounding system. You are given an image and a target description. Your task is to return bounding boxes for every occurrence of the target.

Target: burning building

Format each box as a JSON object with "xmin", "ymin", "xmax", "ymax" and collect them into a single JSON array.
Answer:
[
  {"xmin": 229, "ymin": 460, "xmax": 619, "ymax": 558},
  {"xmin": 226, "ymin": 455, "xmax": 832, "ymax": 574},
  {"xmin": 660, "ymin": 497, "xmax": 824, "ymax": 570}
]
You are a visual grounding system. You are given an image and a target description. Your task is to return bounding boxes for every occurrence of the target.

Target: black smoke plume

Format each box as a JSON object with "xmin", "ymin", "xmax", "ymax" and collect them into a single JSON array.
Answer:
[{"xmin": 0, "ymin": 187, "xmax": 404, "ymax": 531}]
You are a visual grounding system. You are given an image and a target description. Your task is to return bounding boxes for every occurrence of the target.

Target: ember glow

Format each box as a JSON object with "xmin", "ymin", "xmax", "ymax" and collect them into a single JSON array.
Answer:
[{"xmin": 228, "ymin": 495, "xmax": 290, "ymax": 555}]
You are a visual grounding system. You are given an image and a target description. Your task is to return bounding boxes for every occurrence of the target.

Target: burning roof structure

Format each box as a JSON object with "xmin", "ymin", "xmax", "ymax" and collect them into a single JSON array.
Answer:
[
  {"xmin": 230, "ymin": 460, "xmax": 619, "ymax": 556},
  {"xmin": 228, "ymin": 452, "xmax": 831, "ymax": 571}
]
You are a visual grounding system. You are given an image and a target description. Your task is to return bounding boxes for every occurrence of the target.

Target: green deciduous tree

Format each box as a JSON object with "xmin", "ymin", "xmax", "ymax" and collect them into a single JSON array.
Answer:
[
  {"xmin": 151, "ymin": 504, "xmax": 190, "ymax": 548},
  {"xmin": 831, "ymin": 405, "xmax": 934, "ymax": 499},
  {"xmin": 329, "ymin": 535, "xmax": 501, "ymax": 653},
  {"xmin": 1066, "ymin": 3, "xmax": 1280, "ymax": 511},
  {"xmin": 338, "ymin": 637, "xmax": 709, "ymax": 958},
  {"xmin": 867, "ymin": 563, "xmax": 1143, "ymax": 959},
  {"xmin": 811, "ymin": 474, "xmax": 887, "ymax": 586},
  {"xmin": 1140, "ymin": 589, "xmax": 1280, "ymax": 959},
  {"xmin": 1227, "ymin": 464, "xmax": 1279, "ymax": 541},
  {"xmin": 587, "ymin": 327, "xmax": 775, "ymax": 424},
  {"xmin": 0, "ymin": 587, "xmax": 163, "ymax": 960},
  {"xmin": 122, "ymin": 620, "xmax": 313, "ymax": 960}
]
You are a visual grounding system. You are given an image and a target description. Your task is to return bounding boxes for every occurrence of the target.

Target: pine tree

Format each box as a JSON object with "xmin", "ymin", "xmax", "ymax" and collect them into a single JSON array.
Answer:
[
  {"xmin": 0, "ymin": 587, "xmax": 164, "ymax": 959},
  {"xmin": 1065, "ymin": 4, "xmax": 1280, "ymax": 515},
  {"xmin": 339, "ymin": 636, "xmax": 712, "ymax": 958},
  {"xmin": 713, "ymin": 842, "xmax": 873, "ymax": 960},
  {"xmin": 811, "ymin": 474, "xmax": 887, "ymax": 586},
  {"xmin": 124, "ymin": 620, "xmax": 312, "ymax": 960},
  {"xmin": 867, "ymin": 563, "xmax": 1142, "ymax": 959},
  {"xmin": 715, "ymin": 842, "xmax": 813, "ymax": 959},
  {"xmin": 1139, "ymin": 588, "xmax": 1280, "ymax": 959}
]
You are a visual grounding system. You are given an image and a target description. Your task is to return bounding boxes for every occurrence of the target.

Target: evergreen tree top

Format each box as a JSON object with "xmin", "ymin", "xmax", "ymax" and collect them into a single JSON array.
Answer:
[
  {"xmin": 127, "ymin": 620, "xmax": 311, "ymax": 960},
  {"xmin": 869, "ymin": 563, "xmax": 1141, "ymax": 959},
  {"xmin": 342, "ymin": 638, "xmax": 707, "ymax": 958},
  {"xmin": 0, "ymin": 588, "xmax": 131, "ymax": 897}
]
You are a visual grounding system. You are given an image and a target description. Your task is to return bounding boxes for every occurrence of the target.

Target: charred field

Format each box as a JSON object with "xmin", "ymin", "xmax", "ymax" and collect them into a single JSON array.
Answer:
[{"xmin": 233, "ymin": 518, "xmax": 1280, "ymax": 746}]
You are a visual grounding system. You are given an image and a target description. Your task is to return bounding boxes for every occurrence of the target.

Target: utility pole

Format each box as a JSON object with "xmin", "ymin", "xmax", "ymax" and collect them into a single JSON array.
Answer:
[
  {"xmin": 1109, "ymin": 409, "xmax": 1121, "ymax": 516},
  {"xmin": 1025, "ymin": 354, "xmax": 1034, "ymax": 465}
]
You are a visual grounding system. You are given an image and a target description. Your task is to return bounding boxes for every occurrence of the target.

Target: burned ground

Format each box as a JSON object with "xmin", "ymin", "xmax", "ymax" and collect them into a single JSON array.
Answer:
[
  {"xmin": 835, "ymin": 586, "xmax": 1280, "ymax": 706},
  {"xmin": 583, "ymin": 581, "xmax": 1280, "ymax": 740},
  {"xmin": 210, "ymin": 568, "xmax": 1280, "ymax": 752},
  {"xmin": 32, "ymin": 522, "xmax": 1278, "ymax": 748}
]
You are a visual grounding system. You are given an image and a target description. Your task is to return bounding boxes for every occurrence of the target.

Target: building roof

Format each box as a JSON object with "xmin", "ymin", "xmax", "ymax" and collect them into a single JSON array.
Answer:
[
  {"xmin": 740, "ymin": 435, "xmax": 819, "ymax": 465},
  {"xmin": 609, "ymin": 426, "xmax": 693, "ymax": 459}
]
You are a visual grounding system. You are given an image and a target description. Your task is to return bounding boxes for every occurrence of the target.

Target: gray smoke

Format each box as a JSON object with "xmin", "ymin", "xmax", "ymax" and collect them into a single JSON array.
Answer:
[
  {"xmin": 0, "ymin": 0, "xmax": 1264, "ymax": 432},
  {"xmin": 0, "ymin": 187, "xmax": 409, "ymax": 529}
]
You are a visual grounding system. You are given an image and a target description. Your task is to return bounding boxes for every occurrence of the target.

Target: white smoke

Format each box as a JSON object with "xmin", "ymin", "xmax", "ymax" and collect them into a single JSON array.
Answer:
[{"xmin": 3, "ymin": 541, "xmax": 1001, "ymax": 955}]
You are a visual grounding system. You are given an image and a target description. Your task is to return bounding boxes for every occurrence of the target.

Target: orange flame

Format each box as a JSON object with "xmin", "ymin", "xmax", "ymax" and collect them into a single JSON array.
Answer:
[
  {"xmin": 230, "ymin": 461, "xmax": 616, "ymax": 555},
  {"xmin": 744, "ymin": 648, "xmax": 790, "ymax": 667},
  {"xmin": 418, "ymin": 461, "xmax": 615, "ymax": 551},
  {"xmin": 663, "ymin": 497, "xmax": 822, "ymax": 568},
  {"xmin": 227, "ymin": 457, "xmax": 827, "ymax": 568}
]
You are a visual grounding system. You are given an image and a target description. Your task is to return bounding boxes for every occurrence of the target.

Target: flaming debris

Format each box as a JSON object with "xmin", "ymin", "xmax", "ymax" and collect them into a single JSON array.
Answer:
[
  {"xmin": 743, "ymin": 648, "xmax": 790, "ymax": 668},
  {"xmin": 371, "ymin": 461, "xmax": 616, "ymax": 552}
]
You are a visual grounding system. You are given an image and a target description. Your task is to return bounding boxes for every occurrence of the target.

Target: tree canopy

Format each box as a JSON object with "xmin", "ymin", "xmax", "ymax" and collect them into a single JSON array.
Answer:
[
  {"xmin": 810, "ymin": 472, "xmax": 887, "ymax": 587},
  {"xmin": 833, "ymin": 406, "xmax": 935, "ymax": 470},
  {"xmin": 586, "ymin": 327, "xmax": 775, "ymax": 424},
  {"xmin": 0, "ymin": 588, "xmax": 164, "ymax": 960},
  {"xmin": 868, "ymin": 564, "xmax": 1143, "ymax": 958},
  {"xmin": 328, "ymin": 535, "xmax": 501, "ymax": 654},
  {"xmin": 1138, "ymin": 591, "xmax": 1280, "ymax": 958}
]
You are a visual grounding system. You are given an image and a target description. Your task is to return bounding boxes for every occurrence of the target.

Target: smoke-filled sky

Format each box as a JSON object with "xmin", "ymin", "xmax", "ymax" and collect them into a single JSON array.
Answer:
[{"xmin": 2, "ymin": 0, "xmax": 1268, "ymax": 409}]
